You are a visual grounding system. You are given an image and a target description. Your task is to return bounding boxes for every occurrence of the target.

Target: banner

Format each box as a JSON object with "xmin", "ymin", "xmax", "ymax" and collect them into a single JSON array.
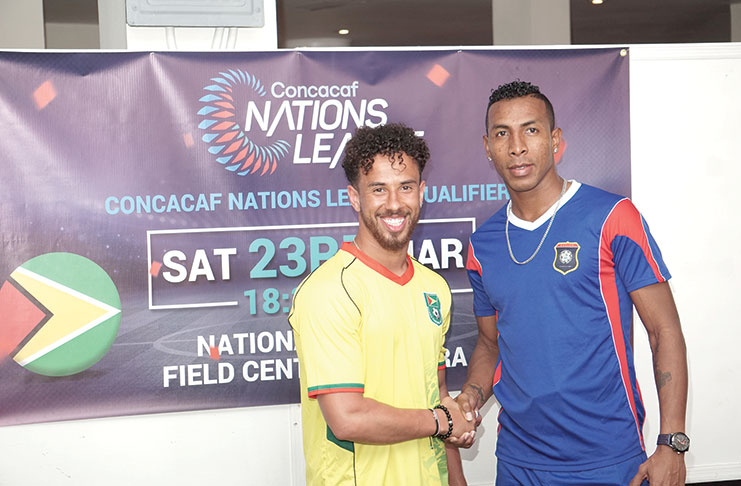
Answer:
[{"xmin": 0, "ymin": 48, "xmax": 630, "ymax": 426}]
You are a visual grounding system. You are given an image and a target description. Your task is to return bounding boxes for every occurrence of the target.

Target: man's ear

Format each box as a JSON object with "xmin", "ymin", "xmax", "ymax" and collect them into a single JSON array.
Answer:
[
  {"xmin": 483, "ymin": 134, "xmax": 492, "ymax": 161},
  {"xmin": 551, "ymin": 127, "xmax": 562, "ymax": 154},
  {"xmin": 347, "ymin": 184, "xmax": 361, "ymax": 212}
]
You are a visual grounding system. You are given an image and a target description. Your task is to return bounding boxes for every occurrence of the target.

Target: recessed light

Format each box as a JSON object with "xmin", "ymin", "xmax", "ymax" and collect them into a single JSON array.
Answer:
[
  {"xmin": 592, "ymin": 0, "xmax": 603, "ymax": 4},
  {"xmin": 338, "ymin": 29, "xmax": 350, "ymax": 35}
]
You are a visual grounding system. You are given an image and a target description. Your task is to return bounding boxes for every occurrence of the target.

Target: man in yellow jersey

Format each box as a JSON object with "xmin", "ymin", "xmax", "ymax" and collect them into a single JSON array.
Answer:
[{"xmin": 289, "ymin": 123, "xmax": 474, "ymax": 486}]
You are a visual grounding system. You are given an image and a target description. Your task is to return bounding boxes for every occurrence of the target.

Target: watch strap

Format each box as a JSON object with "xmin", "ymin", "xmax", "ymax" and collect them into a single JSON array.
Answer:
[{"xmin": 656, "ymin": 433, "xmax": 672, "ymax": 446}]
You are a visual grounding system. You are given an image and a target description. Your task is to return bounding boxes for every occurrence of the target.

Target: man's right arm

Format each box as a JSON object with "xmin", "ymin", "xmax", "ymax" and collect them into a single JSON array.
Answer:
[
  {"xmin": 455, "ymin": 314, "xmax": 499, "ymax": 424},
  {"xmin": 318, "ymin": 392, "xmax": 474, "ymax": 444}
]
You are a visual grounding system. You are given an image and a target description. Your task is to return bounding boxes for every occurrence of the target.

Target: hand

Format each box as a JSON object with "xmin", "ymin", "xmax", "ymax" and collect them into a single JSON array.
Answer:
[
  {"xmin": 455, "ymin": 388, "xmax": 483, "ymax": 427},
  {"xmin": 441, "ymin": 395, "xmax": 476, "ymax": 448},
  {"xmin": 440, "ymin": 395, "xmax": 475, "ymax": 446},
  {"xmin": 629, "ymin": 447, "xmax": 686, "ymax": 486}
]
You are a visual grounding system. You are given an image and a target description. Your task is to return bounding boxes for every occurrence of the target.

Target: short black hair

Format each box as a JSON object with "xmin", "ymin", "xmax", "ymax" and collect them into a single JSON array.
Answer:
[
  {"xmin": 341, "ymin": 123, "xmax": 430, "ymax": 186},
  {"xmin": 485, "ymin": 80, "xmax": 555, "ymax": 132}
]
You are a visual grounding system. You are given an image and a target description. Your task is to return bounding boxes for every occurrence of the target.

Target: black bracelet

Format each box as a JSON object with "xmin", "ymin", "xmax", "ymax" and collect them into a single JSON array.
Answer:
[{"xmin": 433, "ymin": 404, "xmax": 453, "ymax": 440}]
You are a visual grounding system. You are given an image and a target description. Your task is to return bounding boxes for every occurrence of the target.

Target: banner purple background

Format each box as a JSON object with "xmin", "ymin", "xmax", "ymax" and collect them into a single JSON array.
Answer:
[{"xmin": 0, "ymin": 48, "xmax": 629, "ymax": 426}]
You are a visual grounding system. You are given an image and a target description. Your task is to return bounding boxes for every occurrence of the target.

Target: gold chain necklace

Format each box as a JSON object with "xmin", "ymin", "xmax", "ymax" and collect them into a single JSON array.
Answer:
[{"xmin": 505, "ymin": 178, "xmax": 567, "ymax": 265}]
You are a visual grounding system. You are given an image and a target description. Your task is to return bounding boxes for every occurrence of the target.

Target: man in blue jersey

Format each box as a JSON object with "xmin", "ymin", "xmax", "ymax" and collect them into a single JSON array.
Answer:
[{"xmin": 454, "ymin": 81, "xmax": 688, "ymax": 485}]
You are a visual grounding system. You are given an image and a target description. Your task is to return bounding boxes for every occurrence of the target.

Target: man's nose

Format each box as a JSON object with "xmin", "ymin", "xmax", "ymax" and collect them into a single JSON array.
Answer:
[
  {"xmin": 509, "ymin": 133, "xmax": 527, "ymax": 156},
  {"xmin": 386, "ymin": 189, "xmax": 402, "ymax": 209}
]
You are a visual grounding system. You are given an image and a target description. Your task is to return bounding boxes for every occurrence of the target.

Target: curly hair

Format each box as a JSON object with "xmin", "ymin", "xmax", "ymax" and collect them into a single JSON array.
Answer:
[
  {"xmin": 485, "ymin": 80, "xmax": 555, "ymax": 132},
  {"xmin": 341, "ymin": 123, "xmax": 430, "ymax": 186}
]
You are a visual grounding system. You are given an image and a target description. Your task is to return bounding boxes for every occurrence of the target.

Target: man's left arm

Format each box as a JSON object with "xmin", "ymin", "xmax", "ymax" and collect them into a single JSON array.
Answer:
[{"xmin": 629, "ymin": 281, "xmax": 688, "ymax": 486}]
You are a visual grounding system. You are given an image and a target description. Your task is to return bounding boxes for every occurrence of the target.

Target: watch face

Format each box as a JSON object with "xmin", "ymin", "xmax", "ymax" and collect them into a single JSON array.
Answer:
[{"xmin": 671, "ymin": 432, "xmax": 690, "ymax": 452}]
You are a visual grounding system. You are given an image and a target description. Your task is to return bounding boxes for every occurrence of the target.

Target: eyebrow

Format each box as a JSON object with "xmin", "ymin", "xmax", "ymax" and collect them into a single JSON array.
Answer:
[
  {"xmin": 367, "ymin": 179, "xmax": 419, "ymax": 187},
  {"xmin": 492, "ymin": 119, "xmax": 538, "ymax": 130}
]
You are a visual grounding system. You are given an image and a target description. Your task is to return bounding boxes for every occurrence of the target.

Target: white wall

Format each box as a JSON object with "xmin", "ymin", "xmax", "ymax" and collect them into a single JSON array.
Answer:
[
  {"xmin": 492, "ymin": 0, "xmax": 570, "ymax": 45},
  {"xmin": 98, "ymin": 0, "xmax": 127, "ymax": 49},
  {"xmin": 0, "ymin": 0, "xmax": 44, "ymax": 48},
  {"xmin": 630, "ymin": 42, "xmax": 741, "ymax": 483},
  {"xmin": 0, "ymin": 405, "xmax": 304, "ymax": 485},
  {"xmin": 45, "ymin": 22, "xmax": 99, "ymax": 49},
  {"xmin": 733, "ymin": 3, "xmax": 741, "ymax": 43},
  {"xmin": 0, "ymin": 43, "xmax": 740, "ymax": 485}
]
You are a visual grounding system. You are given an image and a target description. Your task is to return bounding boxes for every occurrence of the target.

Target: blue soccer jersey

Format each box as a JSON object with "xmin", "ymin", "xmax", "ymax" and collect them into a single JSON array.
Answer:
[{"xmin": 466, "ymin": 182, "xmax": 670, "ymax": 471}]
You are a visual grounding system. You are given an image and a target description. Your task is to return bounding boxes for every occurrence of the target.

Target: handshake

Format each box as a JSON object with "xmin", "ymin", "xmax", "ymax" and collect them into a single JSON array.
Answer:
[{"xmin": 435, "ymin": 389, "xmax": 483, "ymax": 448}]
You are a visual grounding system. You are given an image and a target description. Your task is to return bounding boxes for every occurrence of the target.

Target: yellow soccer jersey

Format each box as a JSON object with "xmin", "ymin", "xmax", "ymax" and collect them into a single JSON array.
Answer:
[{"xmin": 288, "ymin": 241, "xmax": 452, "ymax": 486}]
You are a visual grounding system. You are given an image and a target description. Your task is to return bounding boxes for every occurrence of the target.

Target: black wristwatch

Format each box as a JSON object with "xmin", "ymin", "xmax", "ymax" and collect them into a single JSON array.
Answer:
[{"xmin": 656, "ymin": 432, "xmax": 690, "ymax": 453}]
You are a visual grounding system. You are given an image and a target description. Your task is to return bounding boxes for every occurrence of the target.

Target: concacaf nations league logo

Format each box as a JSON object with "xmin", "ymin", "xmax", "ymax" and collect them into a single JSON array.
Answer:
[
  {"xmin": 0, "ymin": 253, "xmax": 121, "ymax": 377},
  {"xmin": 198, "ymin": 69, "xmax": 291, "ymax": 176}
]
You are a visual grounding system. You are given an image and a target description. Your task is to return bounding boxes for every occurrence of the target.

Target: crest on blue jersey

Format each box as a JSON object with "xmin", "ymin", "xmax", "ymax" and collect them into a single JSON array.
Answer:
[
  {"xmin": 553, "ymin": 242, "xmax": 580, "ymax": 275},
  {"xmin": 424, "ymin": 292, "xmax": 443, "ymax": 326}
]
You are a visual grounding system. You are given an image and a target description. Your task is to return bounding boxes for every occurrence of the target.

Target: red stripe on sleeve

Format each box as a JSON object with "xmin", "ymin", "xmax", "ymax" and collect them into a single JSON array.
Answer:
[
  {"xmin": 492, "ymin": 361, "xmax": 502, "ymax": 387},
  {"xmin": 465, "ymin": 241, "xmax": 482, "ymax": 275},
  {"xmin": 604, "ymin": 199, "xmax": 666, "ymax": 283},
  {"xmin": 308, "ymin": 386, "xmax": 364, "ymax": 399},
  {"xmin": 598, "ymin": 200, "xmax": 646, "ymax": 450}
]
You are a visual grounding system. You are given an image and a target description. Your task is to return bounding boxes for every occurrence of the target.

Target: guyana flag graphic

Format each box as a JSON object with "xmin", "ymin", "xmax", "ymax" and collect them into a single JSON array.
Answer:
[
  {"xmin": 424, "ymin": 292, "xmax": 442, "ymax": 327},
  {"xmin": 0, "ymin": 253, "xmax": 121, "ymax": 376}
]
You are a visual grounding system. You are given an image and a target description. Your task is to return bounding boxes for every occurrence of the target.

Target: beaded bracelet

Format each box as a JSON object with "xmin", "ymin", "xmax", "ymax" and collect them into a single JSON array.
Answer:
[
  {"xmin": 433, "ymin": 404, "xmax": 453, "ymax": 440},
  {"xmin": 429, "ymin": 408, "xmax": 440, "ymax": 437}
]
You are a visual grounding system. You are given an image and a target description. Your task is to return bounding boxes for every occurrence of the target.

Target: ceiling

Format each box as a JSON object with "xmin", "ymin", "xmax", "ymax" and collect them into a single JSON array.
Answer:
[
  {"xmin": 569, "ymin": 0, "xmax": 731, "ymax": 44},
  {"xmin": 278, "ymin": 0, "xmax": 733, "ymax": 47},
  {"xmin": 41, "ymin": 0, "xmax": 734, "ymax": 47},
  {"xmin": 277, "ymin": 0, "xmax": 493, "ymax": 47}
]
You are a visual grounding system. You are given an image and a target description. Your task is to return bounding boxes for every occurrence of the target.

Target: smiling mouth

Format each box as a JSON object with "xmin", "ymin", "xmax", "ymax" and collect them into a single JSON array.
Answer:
[{"xmin": 380, "ymin": 215, "xmax": 407, "ymax": 232}]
